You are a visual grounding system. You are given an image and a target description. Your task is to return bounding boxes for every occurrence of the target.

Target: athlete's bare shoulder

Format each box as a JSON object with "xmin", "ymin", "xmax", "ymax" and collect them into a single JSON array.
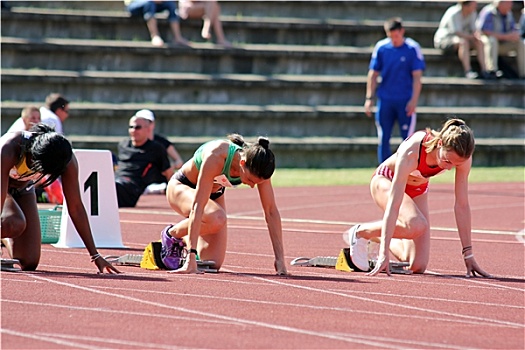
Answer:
[{"xmin": 394, "ymin": 131, "xmax": 426, "ymax": 167}]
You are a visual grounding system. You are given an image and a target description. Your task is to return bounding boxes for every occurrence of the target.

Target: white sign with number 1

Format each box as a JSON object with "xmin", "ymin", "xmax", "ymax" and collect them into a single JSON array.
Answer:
[{"xmin": 54, "ymin": 149, "xmax": 125, "ymax": 248}]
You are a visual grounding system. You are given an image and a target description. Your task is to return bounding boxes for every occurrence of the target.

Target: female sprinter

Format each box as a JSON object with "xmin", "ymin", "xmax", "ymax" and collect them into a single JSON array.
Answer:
[
  {"xmin": 162, "ymin": 134, "xmax": 287, "ymax": 275},
  {"xmin": 1, "ymin": 124, "xmax": 119, "ymax": 273},
  {"xmin": 346, "ymin": 118, "xmax": 491, "ymax": 277}
]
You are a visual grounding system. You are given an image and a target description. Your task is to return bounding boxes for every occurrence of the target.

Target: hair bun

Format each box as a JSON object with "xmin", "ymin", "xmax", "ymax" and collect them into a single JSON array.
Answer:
[{"xmin": 257, "ymin": 137, "xmax": 270, "ymax": 149}]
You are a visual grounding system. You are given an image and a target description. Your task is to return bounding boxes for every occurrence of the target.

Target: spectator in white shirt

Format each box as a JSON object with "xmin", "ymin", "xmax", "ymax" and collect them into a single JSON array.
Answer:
[
  {"xmin": 434, "ymin": 1, "xmax": 488, "ymax": 79},
  {"xmin": 6, "ymin": 106, "xmax": 41, "ymax": 133},
  {"xmin": 40, "ymin": 93, "xmax": 70, "ymax": 134}
]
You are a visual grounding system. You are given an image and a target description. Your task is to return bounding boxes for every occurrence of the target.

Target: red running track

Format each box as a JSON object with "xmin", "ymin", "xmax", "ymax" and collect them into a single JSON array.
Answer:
[{"xmin": 2, "ymin": 182, "xmax": 524, "ymax": 349}]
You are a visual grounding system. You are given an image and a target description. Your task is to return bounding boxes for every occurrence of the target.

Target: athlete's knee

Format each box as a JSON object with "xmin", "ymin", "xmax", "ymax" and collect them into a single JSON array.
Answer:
[
  {"xmin": 20, "ymin": 261, "xmax": 39, "ymax": 271},
  {"xmin": 205, "ymin": 208, "xmax": 227, "ymax": 231},
  {"xmin": 405, "ymin": 215, "xmax": 429, "ymax": 239},
  {"xmin": 1, "ymin": 216, "xmax": 26, "ymax": 238},
  {"xmin": 409, "ymin": 260, "xmax": 427, "ymax": 274}
]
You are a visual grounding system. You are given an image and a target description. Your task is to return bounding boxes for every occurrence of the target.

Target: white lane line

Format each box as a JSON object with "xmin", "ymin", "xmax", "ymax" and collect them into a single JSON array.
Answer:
[
  {"xmin": 1, "ymin": 299, "xmax": 244, "ymax": 326},
  {"xmin": 120, "ymin": 217, "xmax": 523, "ymax": 237},
  {"xmin": 23, "ymin": 274, "xmax": 421, "ymax": 349},
  {"xmin": 87, "ymin": 285, "xmax": 519, "ymax": 329},
  {"xmin": 516, "ymin": 229, "xmax": 525, "ymax": 244},
  {"xmin": 36, "ymin": 333, "xmax": 185, "ymax": 350},
  {"xmin": 232, "ymin": 271, "xmax": 523, "ymax": 329},
  {"xmin": 1, "ymin": 328, "xmax": 103, "ymax": 350}
]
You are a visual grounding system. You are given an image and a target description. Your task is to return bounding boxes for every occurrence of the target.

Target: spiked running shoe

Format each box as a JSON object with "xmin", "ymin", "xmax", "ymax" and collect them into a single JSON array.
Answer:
[
  {"xmin": 160, "ymin": 224, "xmax": 187, "ymax": 270},
  {"xmin": 345, "ymin": 225, "xmax": 370, "ymax": 272}
]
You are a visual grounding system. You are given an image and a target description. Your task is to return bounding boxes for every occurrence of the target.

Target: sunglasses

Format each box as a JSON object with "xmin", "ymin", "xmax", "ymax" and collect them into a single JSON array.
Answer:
[{"xmin": 128, "ymin": 125, "xmax": 143, "ymax": 130}]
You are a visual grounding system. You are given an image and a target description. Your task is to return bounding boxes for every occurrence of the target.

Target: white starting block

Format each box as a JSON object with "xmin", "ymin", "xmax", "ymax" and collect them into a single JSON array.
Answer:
[
  {"xmin": 291, "ymin": 248, "xmax": 412, "ymax": 274},
  {"xmin": 54, "ymin": 149, "xmax": 125, "ymax": 249}
]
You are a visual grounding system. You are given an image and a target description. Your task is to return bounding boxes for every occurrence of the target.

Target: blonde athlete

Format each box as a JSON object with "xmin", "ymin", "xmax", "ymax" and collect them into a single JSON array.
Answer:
[{"xmin": 346, "ymin": 118, "xmax": 491, "ymax": 277}]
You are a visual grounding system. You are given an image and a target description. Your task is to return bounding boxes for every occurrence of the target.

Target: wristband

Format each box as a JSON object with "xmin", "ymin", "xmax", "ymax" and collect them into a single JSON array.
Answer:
[
  {"xmin": 189, "ymin": 249, "xmax": 198, "ymax": 255},
  {"xmin": 90, "ymin": 253, "xmax": 101, "ymax": 262},
  {"xmin": 365, "ymin": 97, "xmax": 373, "ymax": 100},
  {"xmin": 462, "ymin": 246, "xmax": 472, "ymax": 254},
  {"xmin": 463, "ymin": 253, "xmax": 474, "ymax": 260}
]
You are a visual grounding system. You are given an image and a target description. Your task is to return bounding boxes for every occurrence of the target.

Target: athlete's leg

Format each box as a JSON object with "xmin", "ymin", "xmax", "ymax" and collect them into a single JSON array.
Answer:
[
  {"xmin": 1, "ymin": 194, "xmax": 26, "ymax": 238},
  {"xmin": 165, "ymin": 179, "xmax": 227, "ymax": 268},
  {"xmin": 391, "ymin": 193, "xmax": 430, "ymax": 273},
  {"xmin": 2, "ymin": 189, "xmax": 41, "ymax": 270},
  {"xmin": 196, "ymin": 195, "xmax": 227, "ymax": 269},
  {"xmin": 166, "ymin": 181, "xmax": 227, "ymax": 237},
  {"xmin": 355, "ymin": 176, "xmax": 428, "ymax": 249},
  {"xmin": 375, "ymin": 99, "xmax": 395, "ymax": 163}
]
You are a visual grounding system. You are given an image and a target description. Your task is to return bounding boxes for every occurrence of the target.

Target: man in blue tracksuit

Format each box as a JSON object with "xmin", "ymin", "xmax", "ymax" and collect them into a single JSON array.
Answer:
[{"xmin": 364, "ymin": 18, "xmax": 426, "ymax": 163}]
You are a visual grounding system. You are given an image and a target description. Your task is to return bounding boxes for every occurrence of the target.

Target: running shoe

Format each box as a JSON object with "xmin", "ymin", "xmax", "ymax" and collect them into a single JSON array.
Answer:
[
  {"xmin": 345, "ymin": 225, "xmax": 369, "ymax": 272},
  {"xmin": 160, "ymin": 224, "xmax": 187, "ymax": 270}
]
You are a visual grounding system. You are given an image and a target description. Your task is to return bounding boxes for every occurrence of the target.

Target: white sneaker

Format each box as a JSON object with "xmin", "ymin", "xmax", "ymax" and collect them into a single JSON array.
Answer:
[
  {"xmin": 345, "ymin": 225, "xmax": 369, "ymax": 271},
  {"xmin": 151, "ymin": 35, "xmax": 164, "ymax": 47}
]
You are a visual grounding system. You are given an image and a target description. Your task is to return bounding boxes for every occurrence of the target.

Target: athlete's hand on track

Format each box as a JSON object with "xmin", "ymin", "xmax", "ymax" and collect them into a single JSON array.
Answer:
[
  {"xmin": 367, "ymin": 254, "xmax": 390, "ymax": 276},
  {"xmin": 275, "ymin": 259, "xmax": 289, "ymax": 275},
  {"xmin": 95, "ymin": 257, "xmax": 121, "ymax": 274},
  {"xmin": 168, "ymin": 258, "xmax": 203, "ymax": 274},
  {"xmin": 464, "ymin": 257, "xmax": 492, "ymax": 278}
]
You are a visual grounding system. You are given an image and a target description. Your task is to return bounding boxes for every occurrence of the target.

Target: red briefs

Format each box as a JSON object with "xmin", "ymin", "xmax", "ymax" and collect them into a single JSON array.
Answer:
[{"xmin": 374, "ymin": 164, "xmax": 429, "ymax": 198}]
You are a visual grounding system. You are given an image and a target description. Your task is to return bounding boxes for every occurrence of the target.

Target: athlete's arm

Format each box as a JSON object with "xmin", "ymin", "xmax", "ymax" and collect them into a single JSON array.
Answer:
[
  {"xmin": 184, "ymin": 142, "xmax": 227, "ymax": 272},
  {"xmin": 368, "ymin": 138, "xmax": 420, "ymax": 276},
  {"xmin": 453, "ymin": 158, "xmax": 491, "ymax": 277},
  {"xmin": 257, "ymin": 179, "xmax": 288, "ymax": 275},
  {"xmin": 61, "ymin": 155, "xmax": 120, "ymax": 274},
  {"xmin": 0, "ymin": 135, "xmax": 18, "ymax": 214}
]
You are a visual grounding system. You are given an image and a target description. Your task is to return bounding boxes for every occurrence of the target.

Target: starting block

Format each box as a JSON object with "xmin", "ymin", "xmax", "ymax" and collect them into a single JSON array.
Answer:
[
  {"xmin": 291, "ymin": 248, "xmax": 412, "ymax": 275},
  {"xmin": 106, "ymin": 254, "xmax": 218, "ymax": 273},
  {"xmin": 1, "ymin": 259, "xmax": 21, "ymax": 272}
]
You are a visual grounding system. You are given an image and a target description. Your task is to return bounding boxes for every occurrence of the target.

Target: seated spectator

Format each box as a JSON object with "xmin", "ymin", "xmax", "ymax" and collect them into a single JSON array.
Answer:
[
  {"xmin": 131, "ymin": 109, "xmax": 184, "ymax": 194},
  {"xmin": 520, "ymin": 1, "xmax": 525, "ymax": 40},
  {"xmin": 477, "ymin": 0, "xmax": 525, "ymax": 79},
  {"xmin": 40, "ymin": 93, "xmax": 70, "ymax": 134},
  {"xmin": 434, "ymin": 1, "xmax": 488, "ymax": 79},
  {"xmin": 178, "ymin": 0, "xmax": 231, "ymax": 47},
  {"xmin": 6, "ymin": 106, "xmax": 41, "ymax": 133},
  {"xmin": 125, "ymin": 0, "xmax": 190, "ymax": 47},
  {"xmin": 114, "ymin": 113, "xmax": 174, "ymax": 207}
]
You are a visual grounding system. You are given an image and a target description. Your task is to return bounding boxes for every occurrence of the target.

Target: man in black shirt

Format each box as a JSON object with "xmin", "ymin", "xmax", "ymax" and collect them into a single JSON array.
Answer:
[
  {"xmin": 115, "ymin": 114, "xmax": 173, "ymax": 207},
  {"xmin": 132, "ymin": 109, "xmax": 184, "ymax": 194}
]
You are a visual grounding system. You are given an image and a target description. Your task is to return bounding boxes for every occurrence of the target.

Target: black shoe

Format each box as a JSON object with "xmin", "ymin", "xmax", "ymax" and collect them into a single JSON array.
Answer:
[{"xmin": 482, "ymin": 71, "xmax": 498, "ymax": 80}]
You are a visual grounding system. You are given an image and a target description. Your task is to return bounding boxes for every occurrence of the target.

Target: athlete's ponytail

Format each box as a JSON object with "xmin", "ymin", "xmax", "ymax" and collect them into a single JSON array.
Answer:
[
  {"xmin": 28, "ymin": 123, "xmax": 73, "ymax": 187},
  {"xmin": 244, "ymin": 136, "xmax": 275, "ymax": 180},
  {"xmin": 424, "ymin": 118, "xmax": 475, "ymax": 159}
]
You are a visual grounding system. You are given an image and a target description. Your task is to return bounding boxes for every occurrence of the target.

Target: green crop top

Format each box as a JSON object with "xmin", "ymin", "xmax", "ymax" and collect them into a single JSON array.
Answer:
[{"xmin": 193, "ymin": 140, "xmax": 242, "ymax": 186}]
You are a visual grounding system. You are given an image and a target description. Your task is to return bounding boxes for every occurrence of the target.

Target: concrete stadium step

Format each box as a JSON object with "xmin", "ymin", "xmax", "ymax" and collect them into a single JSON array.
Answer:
[
  {"xmin": 1, "ymin": 7, "xmax": 438, "ymax": 47},
  {"xmin": 6, "ymin": 1, "xmax": 459, "ymax": 21},
  {"xmin": 2, "ymin": 68, "xmax": 523, "ymax": 108},
  {"xmin": 64, "ymin": 135, "xmax": 525, "ymax": 168},
  {"xmin": 2, "ymin": 102, "xmax": 524, "ymax": 140},
  {"xmin": 1, "ymin": 36, "xmax": 472, "ymax": 77}
]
